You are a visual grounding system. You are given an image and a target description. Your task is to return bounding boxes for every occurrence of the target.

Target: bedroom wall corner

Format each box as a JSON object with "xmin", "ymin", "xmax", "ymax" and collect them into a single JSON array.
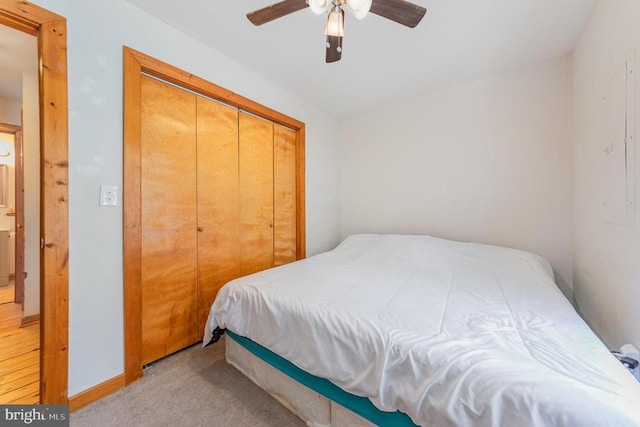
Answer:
[
  {"xmin": 338, "ymin": 56, "xmax": 574, "ymax": 300},
  {"xmin": 304, "ymin": 115, "xmax": 343, "ymax": 256},
  {"xmin": 571, "ymin": 0, "xmax": 640, "ymax": 350}
]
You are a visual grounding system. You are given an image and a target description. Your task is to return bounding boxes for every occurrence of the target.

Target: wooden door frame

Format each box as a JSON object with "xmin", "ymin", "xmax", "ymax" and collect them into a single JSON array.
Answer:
[
  {"xmin": 14, "ymin": 123, "xmax": 24, "ymax": 306},
  {"xmin": 0, "ymin": 123, "xmax": 24, "ymax": 305},
  {"xmin": 123, "ymin": 47, "xmax": 306, "ymax": 384},
  {"xmin": 0, "ymin": 1, "xmax": 69, "ymax": 403}
]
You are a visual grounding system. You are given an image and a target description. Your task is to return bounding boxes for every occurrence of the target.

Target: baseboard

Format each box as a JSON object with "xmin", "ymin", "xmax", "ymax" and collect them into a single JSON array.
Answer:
[
  {"xmin": 69, "ymin": 374, "xmax": 125, "ymax": 412},
  {"xmin": 20, "ymin": 313, "xmax": 40, "ymax": 327}
]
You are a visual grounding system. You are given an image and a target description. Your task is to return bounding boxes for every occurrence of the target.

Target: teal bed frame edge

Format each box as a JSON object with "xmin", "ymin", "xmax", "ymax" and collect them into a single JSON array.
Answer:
[{"xmin": 226, "ymin": 330, "xmax": 418, "ymax": 427}]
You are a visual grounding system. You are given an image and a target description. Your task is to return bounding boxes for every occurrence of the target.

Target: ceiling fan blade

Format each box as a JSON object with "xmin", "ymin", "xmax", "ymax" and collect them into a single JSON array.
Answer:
[
  {"xmin": 326, "ymin": 35, "xmax": 343, "ymax": 63},
  {"xmin": 247, "ymin": 0, "xmax": 309, "ymax": 26},
  {"xmin": 369, "ymin": 0, "xmax": 426, "ymax": 28}
]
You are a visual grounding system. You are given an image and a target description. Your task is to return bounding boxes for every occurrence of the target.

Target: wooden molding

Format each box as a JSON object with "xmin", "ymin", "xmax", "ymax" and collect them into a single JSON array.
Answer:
[
  {"xmin": 21, "ymin": 313, "xmax": 40, "ymax": 327},
  {"xmin": 14, "ymin": 122, "xmax": 25, "ymax": 306},
  {"xmin": 296, "ymin": 125, "xmax": 306, "ymax": 260},
  {"xmin": 68, "ymin": 374, "xmax": 125, "ymax": 412},
  {"xmin": 0, "ymin": 123, "xmax": 20, "ymax": 133},
  {"xmin": 123, "ymin": 47, "xmax": 306, "ymax": 384},
  {"xmin": 0, "ymin": 0, "xmax": 70, "ymax": 404},
  {"xmin": 123, "ymin": 47, "xmax": 144, "ymax": 386},
  {"xmin": 124, "ymin": 47, "xmax": 305, "ymax": 130}
]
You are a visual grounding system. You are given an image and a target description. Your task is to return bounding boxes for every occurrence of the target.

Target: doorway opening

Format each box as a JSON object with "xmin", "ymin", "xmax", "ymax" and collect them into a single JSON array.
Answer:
[
  {"xmin": 0, "ymin": 119, "xmax": 37, "ymax": 403},
  {"xmin": 0, "ymin": 19, "xmax": 39, "ymax": 403},
  {"xmin": 0, "ymin": 2, "xmax": 69, "ymax": 404}
]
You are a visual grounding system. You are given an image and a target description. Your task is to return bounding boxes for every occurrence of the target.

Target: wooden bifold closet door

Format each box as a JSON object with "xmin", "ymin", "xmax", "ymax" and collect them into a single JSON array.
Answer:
[
  {"xmin": 140, "ymin": 76, "xmax": 198, "ymax": 365},
  {"xmin": 196, "ymin": 97, "xmax": 241, "ymax": 334},
  {"xmin": 140, "ymin": 76, "xmax": 298, "ymax": 365},
  {"xmin": 273, "ymin": 124, "xmax": 297, "ymax": 267}
]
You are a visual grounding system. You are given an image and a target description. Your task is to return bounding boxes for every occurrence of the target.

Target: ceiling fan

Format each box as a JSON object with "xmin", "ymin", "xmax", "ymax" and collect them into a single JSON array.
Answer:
[{"xmin": 247, "ymin": 0, "xmax": 427, "ymax": 63}]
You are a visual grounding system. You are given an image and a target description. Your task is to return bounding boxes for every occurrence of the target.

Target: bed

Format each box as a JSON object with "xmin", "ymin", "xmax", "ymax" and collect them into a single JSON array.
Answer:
[{"xmin": 203, "ymin": 234, "xmax": 640, "ymax": 426}]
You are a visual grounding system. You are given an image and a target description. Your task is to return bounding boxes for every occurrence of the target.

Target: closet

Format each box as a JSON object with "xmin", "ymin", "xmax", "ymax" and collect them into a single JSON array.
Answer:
[{"xmin": 138, "ymin": 75, "xmax": 301, "ymax": 365}]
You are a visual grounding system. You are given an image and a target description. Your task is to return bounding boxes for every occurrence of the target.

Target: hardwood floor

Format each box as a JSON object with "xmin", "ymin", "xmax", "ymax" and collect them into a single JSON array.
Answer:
[
  {"xmin": 0, "ymin": 296, "xmax": 39, "ymax": 404},
  {"xmin": 0, "ymin": 281, "xmax": 14, "ymax": 304}
]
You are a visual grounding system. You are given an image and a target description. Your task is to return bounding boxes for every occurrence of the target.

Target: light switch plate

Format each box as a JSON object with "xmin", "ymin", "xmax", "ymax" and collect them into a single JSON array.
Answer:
[{"xmin": 99, "ymin": 185, "xmax": 118, "ymax": 207}]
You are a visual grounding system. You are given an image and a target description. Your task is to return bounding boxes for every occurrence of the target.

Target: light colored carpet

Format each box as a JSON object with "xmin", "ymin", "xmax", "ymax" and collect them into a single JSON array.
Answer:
[{"xmin": 71, "ymin": 337, "xmax": 305, "ymax": 427}]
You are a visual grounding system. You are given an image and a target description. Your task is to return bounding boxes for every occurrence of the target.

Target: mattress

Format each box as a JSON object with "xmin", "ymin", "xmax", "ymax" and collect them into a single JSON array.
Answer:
[
  {"xmin": 226, "ymin": 330, "xmax": 414, "ymax": 426},
  {"xmin": 225, "ymin": 332, "xmax": 376, "ymax": 427},
  {"xmin": 204, "ymin": 234, "xmax": 640, "ymax": 426}
]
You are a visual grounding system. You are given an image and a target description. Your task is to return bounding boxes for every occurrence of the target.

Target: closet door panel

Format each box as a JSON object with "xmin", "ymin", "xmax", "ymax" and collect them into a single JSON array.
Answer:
[
  {"xmin": 196, "ymin": 97, "xmax": 240, "ymax": 330},
  {"xmin": 273, "ymin": 124, "xmax": 297, "ymax": 266},
  {"xmin": 239, "ymin": 113, "xmax": 274, "ymax": 275},
  {"xmin": 140, "ymin": 76, "xmax": 198, "ymax": 365}
]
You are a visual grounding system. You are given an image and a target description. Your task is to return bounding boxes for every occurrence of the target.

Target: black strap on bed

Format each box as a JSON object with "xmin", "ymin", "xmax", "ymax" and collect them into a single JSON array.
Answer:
[{"xmin": 205, "ymin": 327, "xmax": 226, "ymax": 346}]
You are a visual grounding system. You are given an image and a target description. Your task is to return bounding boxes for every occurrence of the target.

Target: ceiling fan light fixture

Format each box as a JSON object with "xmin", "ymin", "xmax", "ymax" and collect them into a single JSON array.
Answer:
[
  {"xmin": 307, "ymin": 0, "xmax": 328, "ymax": 15},
  {"xmin": 325, "ymin": 5, "xmax": 344, "ymax": 37},
  {"xmin": 346, "ymin": 0, "xmax": 372, "ymax": 20},
  {"xmin": 247, "ymin": 0, "xmax": 428, "ymax": 62}
]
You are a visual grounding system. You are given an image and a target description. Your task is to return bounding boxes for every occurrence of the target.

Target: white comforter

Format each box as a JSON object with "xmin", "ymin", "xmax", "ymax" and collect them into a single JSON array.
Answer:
[{"xmin": 204, "ymin": 234, "xmax": 640, "ymax": 426}]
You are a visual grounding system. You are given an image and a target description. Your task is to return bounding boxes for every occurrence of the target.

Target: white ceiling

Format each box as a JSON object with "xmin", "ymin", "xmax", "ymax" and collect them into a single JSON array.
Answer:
[
  {"xmin": 1, "ymin": 1, "xmax": 597, "ymax": 117},
  {"xmin": 0, "ymin": 24, "xmax": 38, "ymax": 102},
  {"xmin": 125, "ymin": 0, "xmax": 595, "ymax": 119}
]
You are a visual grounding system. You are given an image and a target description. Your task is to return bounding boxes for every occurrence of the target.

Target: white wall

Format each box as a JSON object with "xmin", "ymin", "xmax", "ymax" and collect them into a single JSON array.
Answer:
[
  {"xmin": 572, "ymin": 0, "xmax": 640, "ymax": 350},
  {"xmin": 0, "ymin": 133, "xmax": 15, "ymax": 230},
  {"xmin": 32, "ymin": 0, "xmax": 342, "ymax": 396},
  {"xmin": 339, "ymin": 57, "xmax": 574, "ymax": 296},
  {"xmin": 0, "ymin": 98, "xmax": 21, "ymax": 125},
  {"xmin": 0, "ymin": 133, "xmax": 15, "ymax": 276},
  {"xmin": 22, "ymin": 72, "xmax": 40, "ymax": 317}
]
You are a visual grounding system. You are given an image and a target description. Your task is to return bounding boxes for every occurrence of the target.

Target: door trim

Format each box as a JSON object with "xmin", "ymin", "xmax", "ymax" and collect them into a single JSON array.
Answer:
[
  {"xmin": 0, "ymin": 1, "xmax": 69, "ymax": 403},
  {"xmin": 14, "ymin": 123, "xmax": 24, "ymax": 306},
  {"xmin": 123, "ymin": 47, "xmax": 306, "ymax": 384}
]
